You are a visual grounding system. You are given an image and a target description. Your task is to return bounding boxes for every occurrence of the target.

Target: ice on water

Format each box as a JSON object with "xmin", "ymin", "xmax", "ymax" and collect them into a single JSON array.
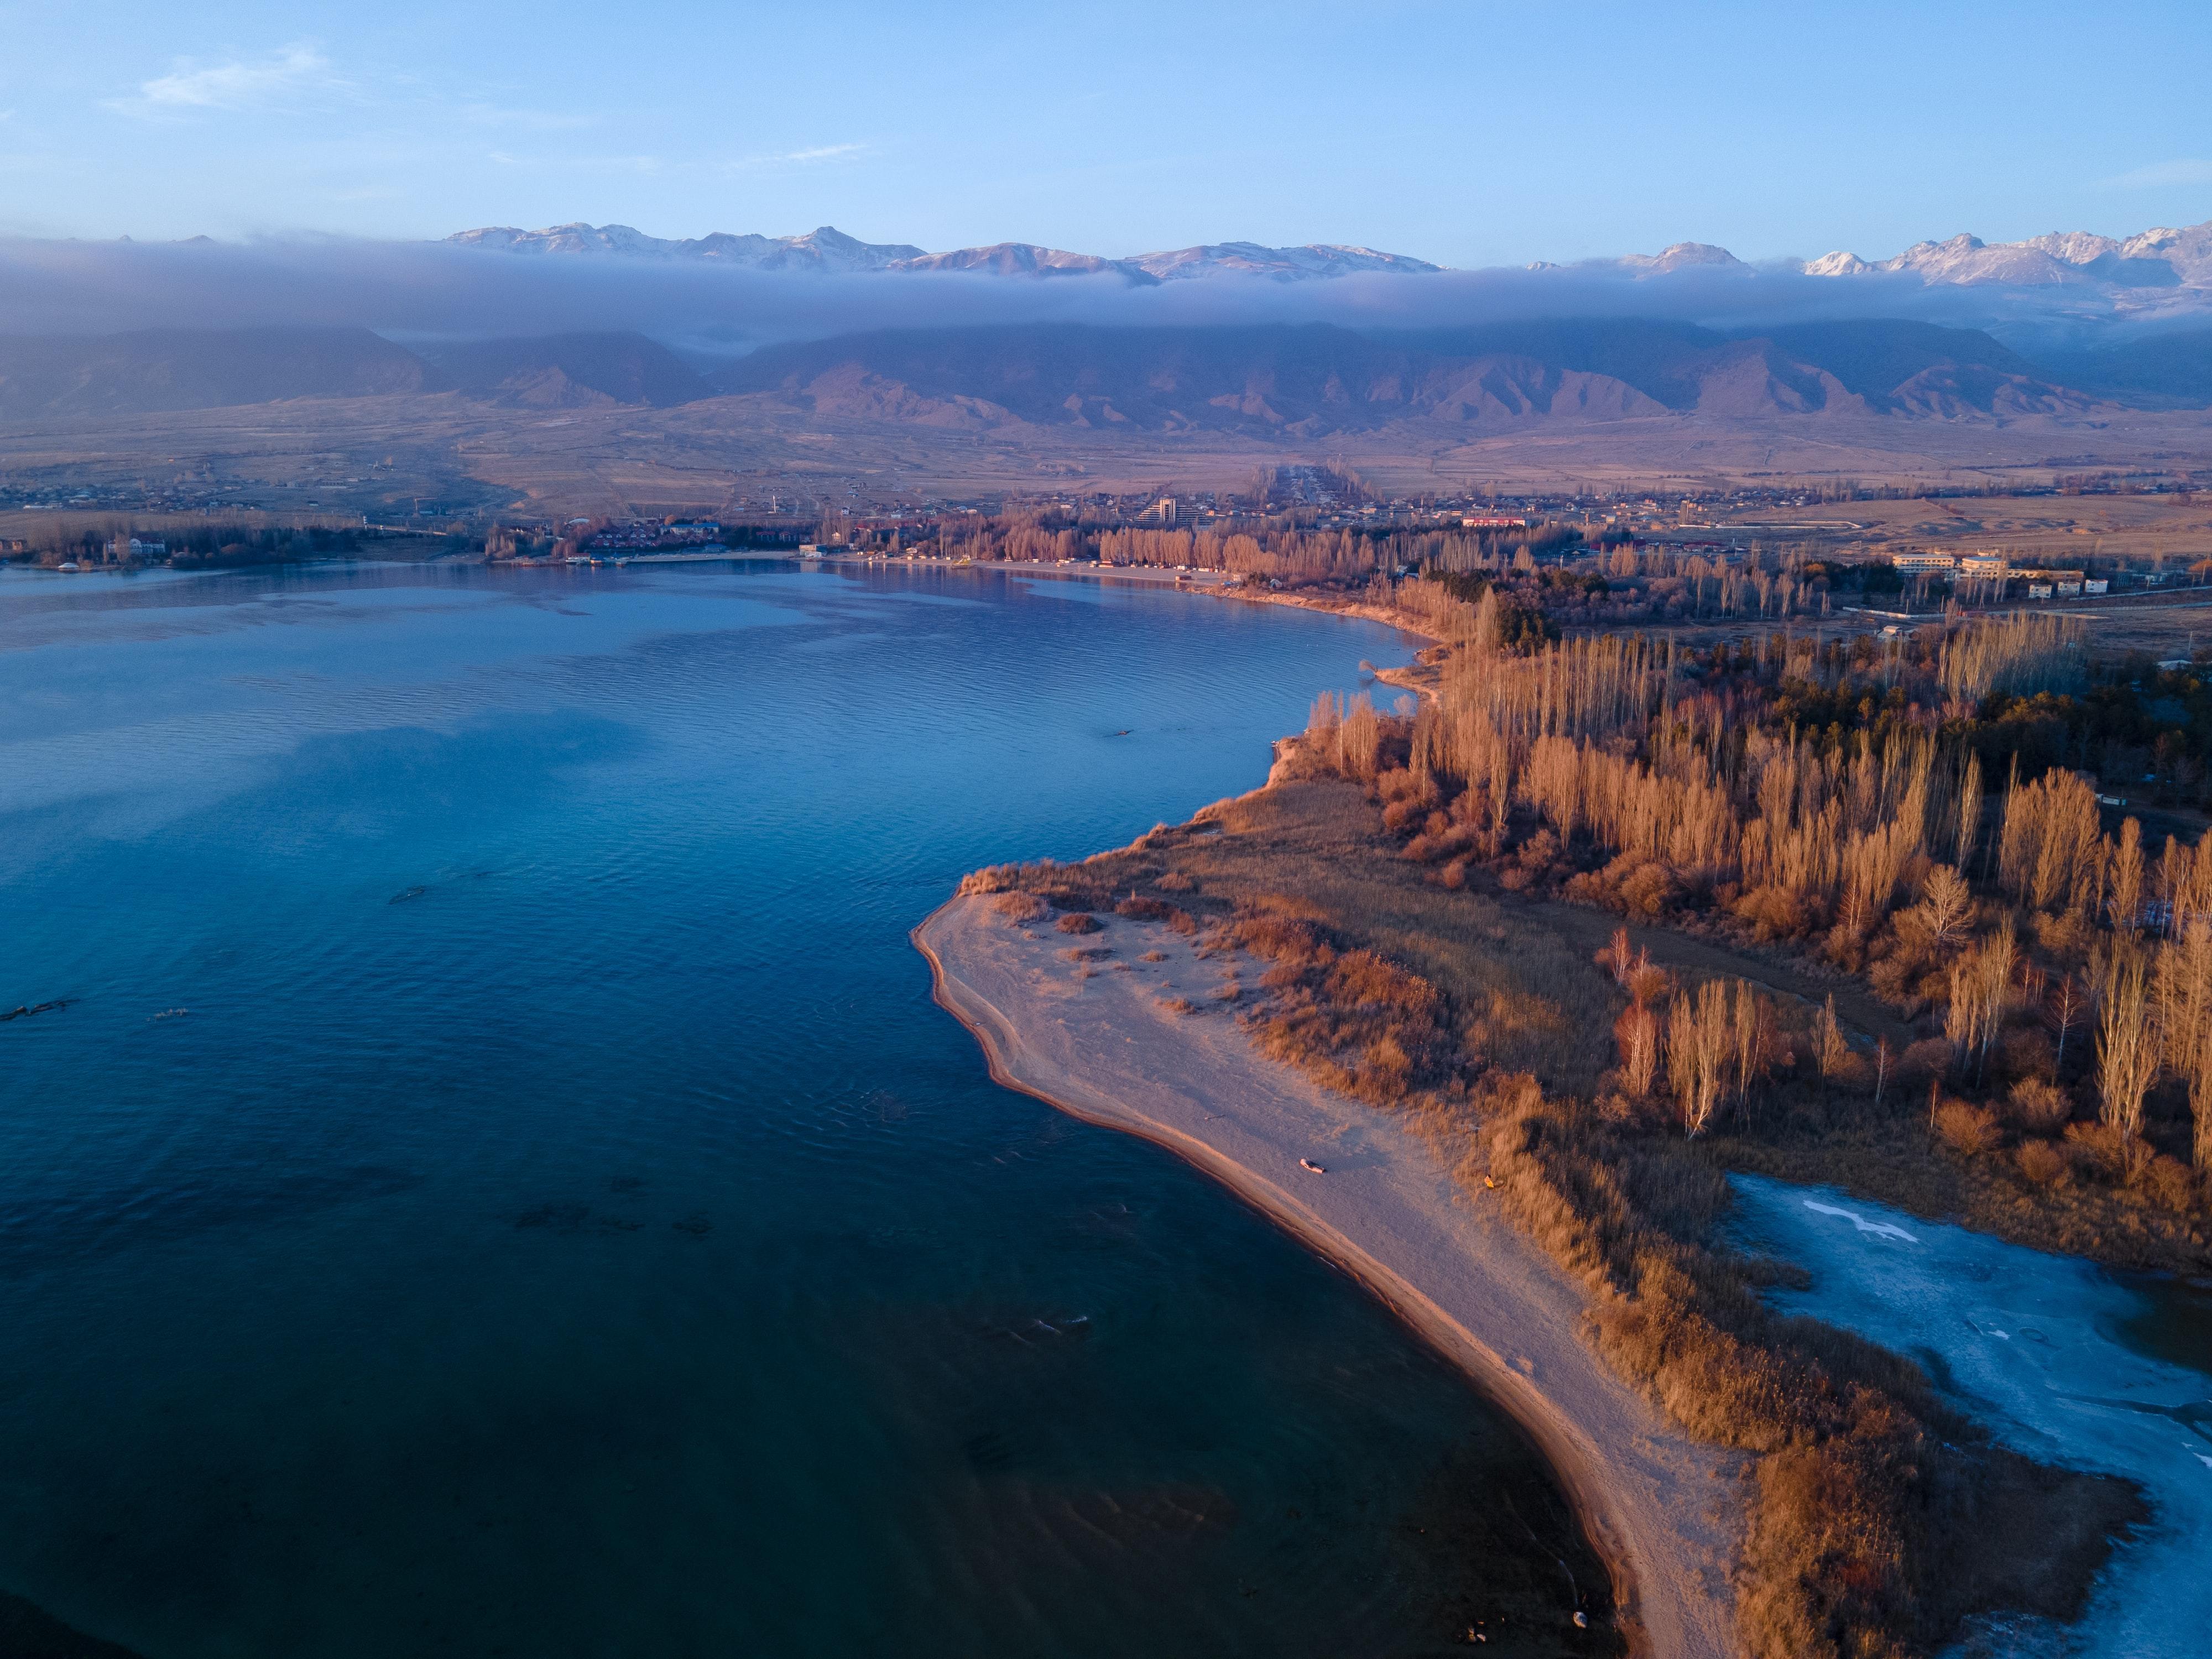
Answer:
[{"xmin": 1729, "ymin": 1174, "xmax": 2211, "ymax": 1659}]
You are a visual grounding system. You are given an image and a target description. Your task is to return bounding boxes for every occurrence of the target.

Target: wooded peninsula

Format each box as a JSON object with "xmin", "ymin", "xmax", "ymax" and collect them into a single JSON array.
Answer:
[{"xmin": 931, "ymin": 571, "xmax": 2211, "ymax": 1659}]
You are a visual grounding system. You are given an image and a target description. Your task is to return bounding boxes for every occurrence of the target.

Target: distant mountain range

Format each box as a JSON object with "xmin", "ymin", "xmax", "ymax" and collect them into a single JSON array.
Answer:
[
  {"xmin": 446, "ymin": 218, "xmax": 2212, "ymax": 310},
  {"xmin": 711, "ymin": 319, "xmax": 2115, "ymax": 434},
  {"xmin": 9, "ymin": 315, "xmax": 2210, "ymax": 427},
  {"xmin": 1803, "ymin": 225, "xmax": 2212, "ymax": 290},
  {"xmin": 0, "ymin": 329, "xmax": 712, "ymax": 417},
  {"xmin": 444, "ymin": 223, "xmax": 1446, "ymax": 284}
]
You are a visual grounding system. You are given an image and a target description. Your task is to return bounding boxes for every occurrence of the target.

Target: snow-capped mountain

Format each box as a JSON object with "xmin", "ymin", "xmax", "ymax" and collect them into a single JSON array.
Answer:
[
  {"xmin": 445, "ymin": 223, "xmax": 927, "ymax": 271},
  {"xmin": 1613, "ymin": 242, "xmax": 1749, "ymax": 274},
  {"xmin": 1803, "ymin": 223, "xmax": 2212, "ymax": 290},
  {"xmin": 1124, "ymin": 241, "xmax": 1441, "ymax": 280},
  {"xmin": 444, "ymin": 217, "xmax": 2212, "ymax": 322},
  {"xmin": 445, "ymin": 223, "xmax": 1439, "ymax": 283}
]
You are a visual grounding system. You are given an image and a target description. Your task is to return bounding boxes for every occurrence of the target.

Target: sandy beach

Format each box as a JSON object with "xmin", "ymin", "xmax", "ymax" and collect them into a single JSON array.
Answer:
[{"xmin": 915, "ymin": 894, "xmax": 1742, "ymax": 1659}]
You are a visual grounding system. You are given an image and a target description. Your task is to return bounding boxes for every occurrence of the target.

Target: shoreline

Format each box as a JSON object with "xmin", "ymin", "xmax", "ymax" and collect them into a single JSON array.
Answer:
[
  {"xmin": 914, "ymin": 893, "xmax": 1740, "ymax": 1659},
  {"xmin": 816, "ymin": 551, "xmax": 1448, "ymax": 648}
]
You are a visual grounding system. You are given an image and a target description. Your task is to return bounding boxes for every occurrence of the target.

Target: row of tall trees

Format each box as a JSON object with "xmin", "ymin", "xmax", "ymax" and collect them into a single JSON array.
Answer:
[
  {"xmin": 1304, "ymin": 607, "xmax": 2210, "ymax": 1183},
  {"xmin": 857, "ymin": 513, "xmax": 1585, "ymax": 583}
]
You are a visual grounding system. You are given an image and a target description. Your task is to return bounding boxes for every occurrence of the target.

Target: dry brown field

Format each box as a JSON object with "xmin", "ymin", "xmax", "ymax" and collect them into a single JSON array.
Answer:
[{"xmin": 3, "ymin": 396, "xmax": 2210, "ymax": 526}]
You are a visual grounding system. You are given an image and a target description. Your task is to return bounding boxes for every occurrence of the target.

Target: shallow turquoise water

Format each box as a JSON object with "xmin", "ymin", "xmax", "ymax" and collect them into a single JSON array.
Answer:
[{"xmin": 0, "ymin": 560, "xmax": 1609, "ymax": 1658}]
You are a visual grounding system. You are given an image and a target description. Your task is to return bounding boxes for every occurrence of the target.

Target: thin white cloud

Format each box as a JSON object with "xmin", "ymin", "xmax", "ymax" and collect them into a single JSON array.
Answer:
[
  {"xmin": 109, "ymin": 44, "xmax": 333, "ymax": 114},
  {"xmin": 727, "ymin": 142, "xmax": 866, "ymax": 171},
  {"xmin": 2104, "ymin": 158, "xmax": 2212, "ymax": 189}
]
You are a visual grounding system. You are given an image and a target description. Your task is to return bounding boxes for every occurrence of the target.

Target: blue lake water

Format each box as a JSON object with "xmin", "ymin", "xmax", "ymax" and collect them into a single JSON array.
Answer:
[{"xmin": 0, "ymin": 561, "xmax": 1611, "ymax": 1658}]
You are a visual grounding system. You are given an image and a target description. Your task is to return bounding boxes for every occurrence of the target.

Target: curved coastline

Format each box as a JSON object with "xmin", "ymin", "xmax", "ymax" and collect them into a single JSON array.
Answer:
[{"xmin": 914, "ymin": 893, "xmax": 1741, "ymax": 1659}]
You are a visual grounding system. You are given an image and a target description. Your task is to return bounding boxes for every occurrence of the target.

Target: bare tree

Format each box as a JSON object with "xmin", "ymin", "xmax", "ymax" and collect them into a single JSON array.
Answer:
[
  {"xmin": 2109, "ymin": 816, "xmax": 2145, "ymax": 933},
  {"xmin": 2095, "ymin": 943, "xmax": 2159, "ymax": 1144},
  {"xmin": 1919, "ymin": 864, "xmax": 1973, "ymax": 947},
  {"xmin": 2153, "ymin": 921, "xmax": 2212, "ymax": 1170},
  {"xmin": 2042, "ymin": 972, "xmax": 2091, "ymax": 1073},
  {"xmin": 1815, "ymin": 994, "xmax": 1850, "ymax": 1094},
  {"xmin": 1667, "ymin": 981, "xmax": 1730, "ymax": 1137}
]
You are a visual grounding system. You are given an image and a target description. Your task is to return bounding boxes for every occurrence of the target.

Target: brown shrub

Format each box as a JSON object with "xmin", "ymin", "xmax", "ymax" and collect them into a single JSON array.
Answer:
[
  {"xmin": 1439, "ymin": 858, "xmax": 1468, "ymax": 890},
  {"xmin": 1233, "ymin": 930, "xmax": 1457, "ymax": 1106},
  {"xmin": 1155, "ymin": 870, "xmax": 1196, "ymax": 892},
  {"xmin": 1326, "ymin": 950, "xmax": 1440, "ymax": 1016},
  {"xmin": 1404, "ymin": 820, "xmax": 1482, "ymax": 864},
  {"xmin": 1734, "ymin": 883, "xmax": 1814, "ymax": 942},
  {"xmin": 1057, "ymin": 945, "xmax": 1112, "ymax": 962},
  {"xmin": 1995, "ymin": 1025, "xmax": 2056, "ymax": 1084},
  {"xmin": 1232, "ymin": 914, "xmax": 1335, "ymax": 969},
  {"xmin": 2062, "ymin": 1121, "xmax": 2130, "ymax": 1182},
  {"xmin": 1516, "ymin": 827, "xmax": 1561, "ymax": 874},
  {"xmin": 2005, "ymin": 1078, "xmax": 2074, "ymax": 1135},
  {"xmin": 2146, "ymin": 1155, "xmax": 2200, "ymax": 1212},
  {"xmin": 1864, "ymin": 949, "xmax": 1921, "ymax": 1008},
  {"xmin": 2031, "ymin": 905, "xmax": 2098, "ymax": 964},
  {"xmin": 992, "ymin": 891, "xmax": 1048, "ymax": 923},
  {"xmin": 1897, "ymin": 1037, "xmax": 1955, "ymax": 1084},
  {"xmin": 1139, "ymin": 950, "xmax": 1168, "ymax": 963},
  {"xmin": 1935, "ymin": 1100, "xmax": 2004, "ymax": 1158},
  {"xmin": 1375, "ymin": 764, "xmax": 1427, "ymax": 808},
  {"xmin": 1364, "ymin": 1032, "xmax": 1413, "ymax": 1085},
  {"xmin": 1055, "ymin": 912, "xmax": 1102, "ymax": 935},
  {"xmin": 1114, "ymin": 895, "xmax": 1176, "ymax": 922},
  {"xmin": 2016, "ymin": 1139, "xmax": 2067, "ymax": 1185},
  {"xmin": 1155, "ymin": 996, "xmax": 1197, "ymax": 1015}
]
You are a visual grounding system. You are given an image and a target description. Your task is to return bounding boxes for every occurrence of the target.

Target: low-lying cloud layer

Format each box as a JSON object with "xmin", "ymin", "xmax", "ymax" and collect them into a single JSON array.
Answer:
[{"xmin": 0, "ymin": 234, "xmax": 2193, "ymax": 360}]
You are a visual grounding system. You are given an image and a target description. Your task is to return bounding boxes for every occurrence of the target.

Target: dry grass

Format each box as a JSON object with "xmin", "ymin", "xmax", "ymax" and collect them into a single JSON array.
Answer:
[
  {"xmin": 979, "ymin": 776, "xmax": 2153, "ymax": 1659},
  {"xmin": 991, "ymin": 890, "xmax": 1048, "ymax": 924}
]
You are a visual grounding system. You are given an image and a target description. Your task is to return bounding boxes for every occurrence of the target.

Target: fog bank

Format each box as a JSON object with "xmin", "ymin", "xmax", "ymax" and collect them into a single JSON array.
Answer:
[{"xmin": 0, "ymin": 234, "xmax": 2184, "ymax": 357}]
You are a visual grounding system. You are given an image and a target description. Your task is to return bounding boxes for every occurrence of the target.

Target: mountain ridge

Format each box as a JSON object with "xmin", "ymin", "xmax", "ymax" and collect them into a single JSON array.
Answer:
[
  {"xmin": 444, "ymin": 218, "xmax": 2212, "ymax": 302},
  {"xmin": 709, "ymin": 317, "xmax": 2115, "ymax": 435},
  {"xmin": 444, "ymin": 223, "xmax": 1447, "ymax": 283},
  {"xmin": 4, "ymin": 317, "xmax": 2204, "ymax": 424}
]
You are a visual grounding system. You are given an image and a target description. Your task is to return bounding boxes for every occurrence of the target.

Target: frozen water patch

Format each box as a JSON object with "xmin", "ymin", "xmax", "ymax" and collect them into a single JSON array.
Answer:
[
  {"xmin": 1728, "ymin": 1173, "xmax": 2212, "ymax": 1659},
  {"xmin": 1800, "ymin": 1196, "xmax": 1918, "ymax": 1241}
]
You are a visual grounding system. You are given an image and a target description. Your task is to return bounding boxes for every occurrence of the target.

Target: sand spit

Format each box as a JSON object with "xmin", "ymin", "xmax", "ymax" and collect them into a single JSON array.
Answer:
[{"xmin": 915, "ymin": 894, "xmax": 1741, "ymax": 1659}]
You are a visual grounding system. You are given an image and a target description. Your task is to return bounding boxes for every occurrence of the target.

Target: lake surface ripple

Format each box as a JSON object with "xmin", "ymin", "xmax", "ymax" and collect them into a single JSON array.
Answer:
[{"xmin": 0, "ymin": 562, "xmax": 1606, "ymax": 1658}]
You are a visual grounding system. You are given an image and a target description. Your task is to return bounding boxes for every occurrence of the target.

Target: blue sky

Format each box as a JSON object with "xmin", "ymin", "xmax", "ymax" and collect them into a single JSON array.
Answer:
[{"xmin": 3, "ymin": 0, "xmax": 2208, "ymax": 264}]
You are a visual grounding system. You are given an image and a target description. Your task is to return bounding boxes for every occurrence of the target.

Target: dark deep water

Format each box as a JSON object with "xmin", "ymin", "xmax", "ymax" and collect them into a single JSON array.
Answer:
[{"xmin": 0, "ymin": 560, "xmax": 1611, "ymax": 1658}]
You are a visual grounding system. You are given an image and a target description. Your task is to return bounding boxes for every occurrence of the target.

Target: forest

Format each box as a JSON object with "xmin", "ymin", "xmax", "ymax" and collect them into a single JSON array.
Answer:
[
  {"xmin": 6, "ymin": 518, "xmax": 472, "ymax": 569},
  {"xmin": 856, "ymin": 504, "xmax": 2197, "ymax": 633},
  {"xmin": 1307, "ymin": 601, "xmax": 2212, "ymax": 1189}
]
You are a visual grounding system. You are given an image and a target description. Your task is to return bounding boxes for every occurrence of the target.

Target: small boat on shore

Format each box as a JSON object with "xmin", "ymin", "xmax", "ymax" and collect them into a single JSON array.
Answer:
[{"xmin": 1299, "ymin": 1157, "xmax": 1326, "ymax": 1175}]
